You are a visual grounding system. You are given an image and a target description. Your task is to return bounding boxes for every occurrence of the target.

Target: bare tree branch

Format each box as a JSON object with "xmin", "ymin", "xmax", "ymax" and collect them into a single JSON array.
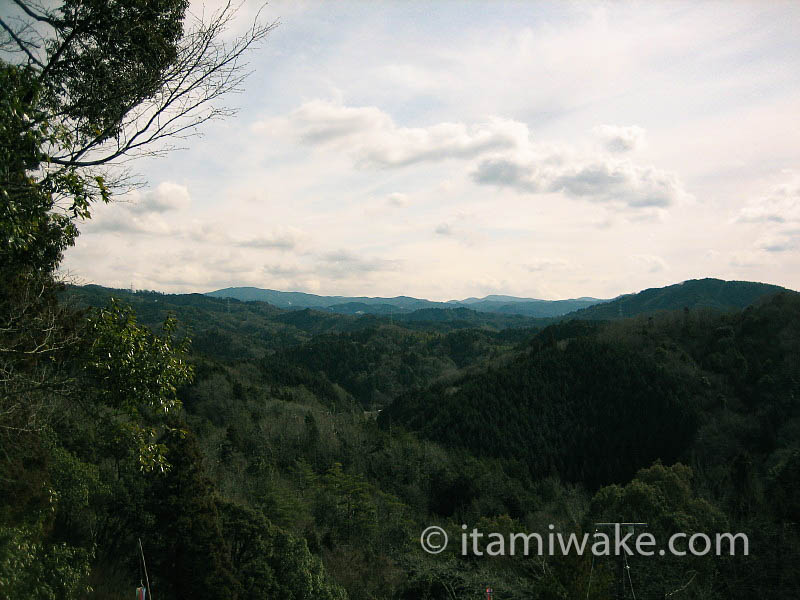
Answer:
[
  {"xmin": 11, "ymin": 0, "xmax": 61, "ymax": 27},
  {"xmin": 0, "ymin": 15, "xmax": 45, "ymax": 67},
  {"xmin": 45, "ymin": 5, "xmax": 277, "ymax": 170}
]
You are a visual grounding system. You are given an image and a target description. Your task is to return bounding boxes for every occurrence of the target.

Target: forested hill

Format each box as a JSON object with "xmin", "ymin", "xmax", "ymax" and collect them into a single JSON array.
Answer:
[
  {"xmin": 42, "ymin": 282, "xmax": 800, "ymax": 598},
  {"xmin": 381, "ymin": 290, "xmax": 800, "ymax": 489},
  {"xmin": 66, "ymin": 284, "xmax": 549, "ymax": 360},
  {"xmin": 568, "ymin": 277, "xmax": 788, "ymax": 320},
  {"xmin": 65, "ymin": 285, "xmax": 545, "ymax": 410},
  {"xmin": 66, "ymin": 279, "xmax": 789, "ymax": 361}
]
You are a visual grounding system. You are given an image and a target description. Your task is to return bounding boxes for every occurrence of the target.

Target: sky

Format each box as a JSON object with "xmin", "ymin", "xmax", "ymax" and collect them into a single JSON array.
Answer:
[{"xmin": 61, "ymin": 0, "xmax": 800, "ymax": 301}]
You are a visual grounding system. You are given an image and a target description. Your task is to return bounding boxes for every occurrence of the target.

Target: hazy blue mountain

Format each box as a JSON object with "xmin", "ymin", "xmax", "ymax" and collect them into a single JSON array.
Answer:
[
  {"xmin": 207, "ymin": 279, "xmax": 790, "ymax": 320},
  {"xmin": 566, "ymin": 278, "xmax": 789, "ymax": 320},
  {"xmin": 206, "ymin": 287, "xmax": 451, "ymax": 311},
  {"xmin": 207, "ymin": 287, "xmax": 346, "ymax": 308},
  {"xmin": 206, "ymin": 287, "xmax": 607, "ymax": 317},
  {"xmin": 458, "ymin": 294, "xmax": 536, "ymax": 304}
]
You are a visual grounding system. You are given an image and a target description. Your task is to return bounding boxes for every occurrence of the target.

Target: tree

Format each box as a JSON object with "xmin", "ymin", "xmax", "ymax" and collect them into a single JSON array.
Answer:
[
  {"xmin": 1, "ymin": 0, "xmax": 274, "ymax": 461},
  {"xmin": 1, "ymin": 0, "xmax": 275, "ymax": 272},
  {"xmin": 219, "ymin": 500, "xmax": 347, "ymax": 600},
  {"xmin": 146, "ymin": 430, "xmax": 240, "ymax": 599},
  {"xmin": 1, "ymin": 2, "xmax": 275, "ymax": 595},
  {"xmin": 589, "ymin": 462, "xmax": 728, "ymax": 599},
  {"xmin": 83, "ymin": 299, "xmax": 194, "ymax": 472},
  {"xmin": 1, "ymin": 0, "xmax": 275, "ymax": 170}
]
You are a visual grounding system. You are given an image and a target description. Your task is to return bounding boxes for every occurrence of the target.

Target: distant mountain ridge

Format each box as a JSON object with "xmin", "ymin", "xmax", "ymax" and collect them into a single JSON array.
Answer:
[
  {"xmin": 206, "ymin": 287, "xmax": 606, "ymax": 318},
  {"xmin": 206, "ymin": 279, "xmax": 792, "ymax": 320}
]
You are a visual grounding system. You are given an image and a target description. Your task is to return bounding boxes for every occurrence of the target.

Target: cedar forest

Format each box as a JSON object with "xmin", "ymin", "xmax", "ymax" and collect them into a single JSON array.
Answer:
[{"xmin": 1, "ymin": 2, "xmax": 799, "ymax": 599}]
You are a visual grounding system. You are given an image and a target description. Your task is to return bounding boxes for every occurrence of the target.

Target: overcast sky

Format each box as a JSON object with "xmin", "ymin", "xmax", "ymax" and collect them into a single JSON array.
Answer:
[{"xmin": 62, "ymin": 0, "xmax": 800, "ymax": 301}]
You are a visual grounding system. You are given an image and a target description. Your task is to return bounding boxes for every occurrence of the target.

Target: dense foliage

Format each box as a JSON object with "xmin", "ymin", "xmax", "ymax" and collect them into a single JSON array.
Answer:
[{"xmin": 51, "ymin": 284, "xmax": 800, "ymax": 599}]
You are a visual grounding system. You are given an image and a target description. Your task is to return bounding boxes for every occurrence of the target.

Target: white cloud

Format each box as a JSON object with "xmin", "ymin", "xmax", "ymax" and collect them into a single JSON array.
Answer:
[
  {"xmin": 88, "ymin": 211, "xmax": 175, "ymax": 236},
  {"xmin": 736, "ymin": 175, "xmax": 800, "ymax": 224},
  {"xmin": 262, "ymin": 99, "xmax": 528, "ymax": 168},
  {"xmin": 386, "ymin": 193, "xmax": 409, "ymax": 207},
  {"xmin": 235, "ymin": 227, "xmax": 305, "ymax": 250},
  {"xmin": 319, "ymin": 250, "xmax": 400, "ymax": 277},
  {"xmin": 183, "ymin": 221, "xmax": 229, "ymax": 245},
  {"xmin": 592, "ymin": 125, "xmax": 646, "ymax": 153},
  {"xmin": 258, "ymin": 249, "xmax": 401, "ymax": 287},
  {"xmin": 434, "ymin": 223, "xmax": 453, "ymax": 236},
  {"xmin": 730, "ymin": 251, "xmax": 765, "ymax": 269},
  {"xmin": 87, "ymin": 182, "xmax": 190, "ymax": 235},
  {"xmin": 128, "ymin": 182, "xmax": 191, "ymax": 213},
  {"xmin": 282, "ymin": 100, "xmax": 393, "ymax": 143},
  {"xmin": 757, "ymin": 228, "xmax": 800, "ymax": 253},
  {"xmin": 630, "ymin": 254, "xmax": 669, "ymax": 273},
  {"xmin": 263, "ymin": 263, "xmax": 306, "ymax": 277},
  {"xmin": 526, "ymin": 259, "xmax": 570, "ymax": 272},
  {"xmin": 735, "ymin": 173, "xmax": 800, "ymax": 254},
  {"xmin": 473, "ymin": 154, "xmax": 688, "ymax": 208},
  {"xmin": 264, "ymin": 100, "xmax": 688, "ymax": 211}
]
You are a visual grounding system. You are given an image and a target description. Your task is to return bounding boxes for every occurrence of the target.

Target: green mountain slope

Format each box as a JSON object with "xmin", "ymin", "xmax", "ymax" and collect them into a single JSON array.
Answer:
[{"xmin": 566, "ymin": 278, "xmax": 788, "ymax": 320}]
